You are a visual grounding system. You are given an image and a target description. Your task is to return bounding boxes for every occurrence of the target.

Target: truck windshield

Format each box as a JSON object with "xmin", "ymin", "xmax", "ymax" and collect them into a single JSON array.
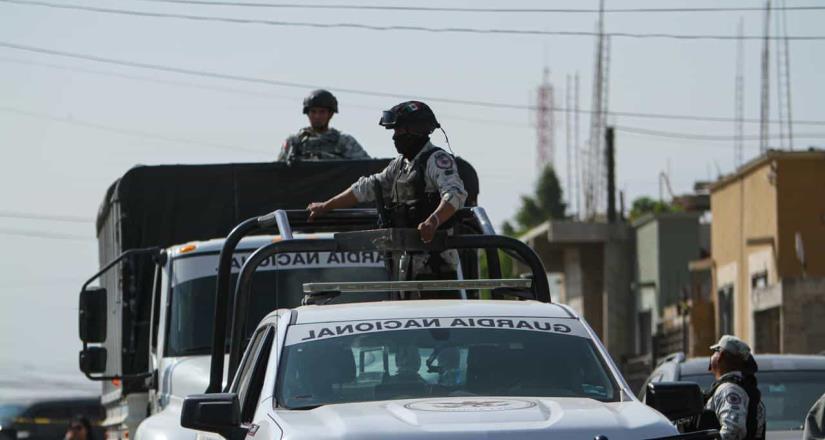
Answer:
[
  {"xmin": 166, "ymin": 251, "xmax": 389, "ymax": 357},
  {"xmin": 276, "ymin": 316, "xmax": 618, "ymax": 409}
]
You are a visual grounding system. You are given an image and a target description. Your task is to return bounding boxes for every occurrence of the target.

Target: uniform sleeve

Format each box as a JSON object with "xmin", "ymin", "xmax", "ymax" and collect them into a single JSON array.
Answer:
[
  {"xmin": 426, "ymin": 150, "xmax": 467, "ymax": 210},
  {"xmin": 277, "ymin": 138, "xmax": 291, "ymax": 162},
  {"xmin": 350, "ymin": 159, "xmax": 397, "ymax": 203},
  {"xmin": 340, "ymin": 134, "xmax": 370, "ymax": 159},
  {"xmin": 710, "ymin": 384, "xmax": 749, "ymax": 440}
]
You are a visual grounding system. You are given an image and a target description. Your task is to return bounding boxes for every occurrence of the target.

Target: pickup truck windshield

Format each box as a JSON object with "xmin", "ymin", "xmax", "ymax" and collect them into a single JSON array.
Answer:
[
  {"xmin": 277, "ymin": 316, "xmax": 618, "ymax": 408},
  {"xmin": 166, "ymin": 251, "xmax": 389, "ymax": 357}
]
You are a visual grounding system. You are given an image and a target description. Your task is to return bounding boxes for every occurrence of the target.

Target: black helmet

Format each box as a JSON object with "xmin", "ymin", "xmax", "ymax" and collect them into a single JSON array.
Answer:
[
  {"xmin": 379, "ymin": 100, "xmax": 440, "ymax": 135},
  {"xmin": 302, "ymin": 89, "xmax": 338, "ymax": 114}
]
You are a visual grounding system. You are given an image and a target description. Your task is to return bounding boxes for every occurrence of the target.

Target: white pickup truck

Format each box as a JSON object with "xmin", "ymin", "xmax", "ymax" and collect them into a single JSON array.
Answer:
[{"xmin": 182, "ymin": 299, "xmax": 717, "ymax": 439}]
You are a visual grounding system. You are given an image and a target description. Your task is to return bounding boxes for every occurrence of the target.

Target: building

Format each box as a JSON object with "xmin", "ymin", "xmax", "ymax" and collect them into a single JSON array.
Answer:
[
  {"xmin": 710, "ymin": 149, "xmax": 825, "ymax": 354},
  {"xmin": 519, "ymin": 221, "xmax": 634, "ymax": 365},
  {"xmin": 632, "ymin": 212, "xmax": 713, "ymax": 359}
]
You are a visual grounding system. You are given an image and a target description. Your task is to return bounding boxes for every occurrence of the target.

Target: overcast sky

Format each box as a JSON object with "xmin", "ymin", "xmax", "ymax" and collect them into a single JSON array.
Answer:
[{"xmin": 1, "ymin": 0, "xmax": 824, "ymax": 396}]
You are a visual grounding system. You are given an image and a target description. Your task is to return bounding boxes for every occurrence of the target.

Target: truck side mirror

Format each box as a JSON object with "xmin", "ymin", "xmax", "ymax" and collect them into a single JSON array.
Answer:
[
  {"xmin": 181, "ymin": 394, "xmax": 247, "ymax": 440},
  {"xmin": 79, "ymin": 287, "xmax": 107, "ymax": 343},
  {"xmin": 79, "ymin": 347, "xmax": 107, "ymax": 375},
  {"xmin": 646, "ymin": 381, "xmax": 705, "ymax": 421}
]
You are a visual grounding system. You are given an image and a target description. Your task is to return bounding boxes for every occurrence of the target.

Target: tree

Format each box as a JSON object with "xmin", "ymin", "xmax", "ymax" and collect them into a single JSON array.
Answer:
[
  {"xmin": 512, "ymin": 165, "xmax": 566, "ymax": 231},
  {"xmin": 629, "ymin": 196, "xmax": 680, "ymax": 221}
]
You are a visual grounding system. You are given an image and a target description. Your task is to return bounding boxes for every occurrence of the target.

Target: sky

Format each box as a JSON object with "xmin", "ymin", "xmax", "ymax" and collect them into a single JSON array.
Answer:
[{"xmin": 1, "ymin": 0, "xmax": 824, "ymax": 396}]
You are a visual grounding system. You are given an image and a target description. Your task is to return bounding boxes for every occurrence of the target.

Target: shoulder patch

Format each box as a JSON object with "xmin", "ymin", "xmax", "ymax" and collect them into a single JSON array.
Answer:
[
  {"xmin": 725, "ymin": 392, "xmax": 743, "ymax": 405},
  {"xmin": 434, "ymin": 152, "xmax": 454, "ymax": 170}
]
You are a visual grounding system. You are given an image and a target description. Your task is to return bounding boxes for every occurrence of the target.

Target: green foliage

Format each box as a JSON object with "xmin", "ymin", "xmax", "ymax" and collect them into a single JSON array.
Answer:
[
  {"xmin": 629, "ymin": 196, "xmax": 681, "ymax": 221},
  {"xmin": 510, "ymin": 165, "xmax": 567, "ymax": 232}
]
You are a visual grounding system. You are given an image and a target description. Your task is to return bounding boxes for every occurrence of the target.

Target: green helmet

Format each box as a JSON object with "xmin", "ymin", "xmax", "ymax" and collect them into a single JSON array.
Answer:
[{"xmin": 303, "ymin": 89, "xmax": 338, "ymax": 114}]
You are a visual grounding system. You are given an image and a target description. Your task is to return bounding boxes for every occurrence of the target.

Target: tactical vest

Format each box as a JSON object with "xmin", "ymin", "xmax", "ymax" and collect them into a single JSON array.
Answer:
[
  {"xmin": 704, "ymin": 374, "xmax": 765, "ymax": 440},
  {"xmin": 385, "ymin": 147, "xmax": 444, "ymax": 227},
  {"xmin": 290, "ymin": 129, "xmax": 346, "ymax": 160}
]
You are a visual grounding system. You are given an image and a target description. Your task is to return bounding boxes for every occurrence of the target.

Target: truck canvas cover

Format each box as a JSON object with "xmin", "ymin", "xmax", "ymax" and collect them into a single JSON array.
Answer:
[{"xmin": 96, "ymin": 159, "xmax": 389, "ymax": 390}]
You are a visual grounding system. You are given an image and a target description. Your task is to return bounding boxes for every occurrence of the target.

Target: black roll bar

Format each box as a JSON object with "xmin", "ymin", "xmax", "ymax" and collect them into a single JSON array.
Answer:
[{"xmin": 223, "ymin": 229, "xmax": 550, "ymax": 383}]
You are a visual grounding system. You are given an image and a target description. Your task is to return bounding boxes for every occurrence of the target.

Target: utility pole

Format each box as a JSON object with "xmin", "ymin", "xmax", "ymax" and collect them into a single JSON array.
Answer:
[
  {"xmin": 566, "ymin": 74, "xmax": 573, "ymax": 216},
  {"xmin": 574, "ymin": 72, "xmax": 581, "ymax": 220},
  {"xmin": 606, "ymin": 126, "xmax": 616, "ymax": 223},
  {"xmin": 535, "ymin": 68, "xmax": 555, "ymax": 172}
]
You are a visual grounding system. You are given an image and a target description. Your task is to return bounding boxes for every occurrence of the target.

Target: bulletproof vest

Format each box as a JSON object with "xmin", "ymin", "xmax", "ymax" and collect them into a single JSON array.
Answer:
[
  {"xmin": 290, "ymin": 128, "xmax": 346, "ymax": 160},
  {"xmin": 704, "ymin": 374, "xmax": 765, "ymax": 440},
  {"xmin": 387, "ymin": 147, "xmax": 443, "ymax": 227}
]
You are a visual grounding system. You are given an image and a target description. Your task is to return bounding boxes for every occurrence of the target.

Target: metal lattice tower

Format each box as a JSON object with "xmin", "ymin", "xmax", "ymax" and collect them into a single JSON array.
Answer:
[
  {"xmin": 535, "ymin": 67, "xmax": 556, "ymax": 171},
  {"xmin": 735, "ymin": 18, "xmax": 745, "ymax": 168},
  {"xmin": 774, "ymin": 0, "xmax": 794, "ymax": 149},
  {"xmin": 585, "ymin": 0, "xmax": 607, "ymax": 219},
  {"xmin": 760, "ymin": 0, "xmax": 771, "ymax": 153},
  {"xmin": 574, "ymin": 72, "xmax": 582, "ymax": 220},
  {"xmin": 565, "ymin": 74, "xmax": 573, "ymax": 215}
]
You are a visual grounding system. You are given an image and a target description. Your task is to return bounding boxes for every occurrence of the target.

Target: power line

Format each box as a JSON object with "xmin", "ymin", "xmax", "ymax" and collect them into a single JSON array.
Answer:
[
  {"xmin": 0, "ymin": 210, "xmax": 91, "ymax": 223},
  {"xmin": 3, "ymin": 0, "xmax": 825, "ymax": 41},
  {"xmin": 0, "ymin": 106, "xmax": 270, "ymax": 155},
  {"xmin": 0, "ymin": 227, "xmax": 93, "ymax": 241},
  {"xmin": 130, "ymin": 0, "xmax": 825, "ymax": 14},
  {"xmin": 616, "ymin": 125, "xmax": 825, "ymax": 141},
  {"xmin": 3, "ymin": 41, "xmax": 825, "ymax": 126}
]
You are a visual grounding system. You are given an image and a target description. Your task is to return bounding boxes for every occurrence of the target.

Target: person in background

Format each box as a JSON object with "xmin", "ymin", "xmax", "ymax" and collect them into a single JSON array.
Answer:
[
  {"xmin": 804, "ymin": 392, "xmax": 825, "ymax": 440},
  {"xmin": 64, "ymin": 416, "xmax": 94, "ymax": 440},
  {"xmin": 277, "ymin": 89, "xmax": 369, "ymax": 162}
]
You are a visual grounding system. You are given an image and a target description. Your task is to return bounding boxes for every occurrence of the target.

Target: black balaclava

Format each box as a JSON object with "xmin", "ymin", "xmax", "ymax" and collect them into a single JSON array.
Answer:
[{"xmin": 393, "ymin": 132, "xmax": 429, "ymax": 159}]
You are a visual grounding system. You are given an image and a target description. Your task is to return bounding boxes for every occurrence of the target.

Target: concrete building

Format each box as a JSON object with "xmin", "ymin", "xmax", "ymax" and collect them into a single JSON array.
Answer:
[
  {"xmin": 519, "ymin": 221, "xmax": 634, "ymax": 365},
  {"xmin": 632, "ymin": 212, "xmax": 713, "ymax": 358},
  {"xmin": 710, "ymin": 149, "xmax": 825, "ymax": 354}
]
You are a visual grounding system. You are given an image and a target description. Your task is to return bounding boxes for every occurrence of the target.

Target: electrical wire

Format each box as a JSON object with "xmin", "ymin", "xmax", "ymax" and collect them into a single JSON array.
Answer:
[
  {"xmin": 3, "ymin": 0, "xmax": 825, "ymax": 41},
  {"xmin": 0, "ymin": 210, "xmax": 91, "ymax": 223},
  {"xmin": 2, "ymin": 41, "xmax": 825, "ymax": 127},
  {"xmin": 616, "ymin": 125, "xmax": 825, "ymax": 141},
  {"xmin": 127, "ymin": 0, "xmax": 825, "ymax": 14},
  {"xmin": 0, "ymin": 106, "xmax": 270, "ymax": 155},
  {"xmin": 0, "ymin": 227, "xmax": 93, "ymax": 241}
]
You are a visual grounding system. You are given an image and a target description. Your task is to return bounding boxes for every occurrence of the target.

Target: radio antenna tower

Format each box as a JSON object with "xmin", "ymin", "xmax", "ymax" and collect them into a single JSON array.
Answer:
[
  {"xmin": 574, "ymin": 72, "xmax": 581, "ymax": 220},
  {"xmin": 535, "ymin": 68, "xmax": 556, "ymax": 172},
  {"xmin": 735, "ymin": 18, "xmax": 745, "ymax": 167},
  {"xmin": 565, "ymin": 74, "xmax": 573, "ymax": 215},
  {"xmin": 585, "ymin": 0, "xmax": 607, "ymax": 219},
  {"xmin": 775, "ymin": 0, "xmax": 794, "ymax": 149},
  {"xmin": 759, "ymin": 0, "xmax": 771, "ymax": 154}
]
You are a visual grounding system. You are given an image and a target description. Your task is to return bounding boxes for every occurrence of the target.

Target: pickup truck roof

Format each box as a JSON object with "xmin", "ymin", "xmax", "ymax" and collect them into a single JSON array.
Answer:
[{"xmin": 284, "ymin": 300, "xmax": 576, "ymax": 325}]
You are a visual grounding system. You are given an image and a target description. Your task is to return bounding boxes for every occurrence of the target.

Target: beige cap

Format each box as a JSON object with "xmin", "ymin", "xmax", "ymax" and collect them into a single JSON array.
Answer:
[{"xmin": 710, "ymin": 334, "xmax": 751, "ymax": 360}]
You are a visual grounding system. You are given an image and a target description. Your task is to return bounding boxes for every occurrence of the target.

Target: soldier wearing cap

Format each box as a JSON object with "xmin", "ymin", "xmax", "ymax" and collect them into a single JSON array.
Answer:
[
  {"xmin": 306, "ymin": 100, "xmax": 467, "ymax": 275},
  {"xmin": 704, "ymin": 335, "xmax": 766, "ymax": 440},
  {"xmin": 278, "ymin": 89, "xmax": 370, "ymax": 162}
]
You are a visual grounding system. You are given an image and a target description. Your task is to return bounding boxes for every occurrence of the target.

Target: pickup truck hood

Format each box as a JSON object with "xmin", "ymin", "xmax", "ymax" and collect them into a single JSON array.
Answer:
[{"xmin": 274, "ymin": 396, "xmax": 679, "ymax": 439}]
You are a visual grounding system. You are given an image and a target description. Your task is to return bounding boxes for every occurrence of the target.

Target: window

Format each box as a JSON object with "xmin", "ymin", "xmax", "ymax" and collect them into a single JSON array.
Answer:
[
  {"xmin": 751, "ymin": 271, "xmax": 769, "ymax": 289},
  {"xmin": 232, "ymin": 327, "xmax": 270, "ymax": 408},
  {"xmin": 717, "ymin": 284, "xmax": 734, "ymax": 336},
  {"xmin": 276, "ymin": 319, "xmax": 618, "ymax": 409}
]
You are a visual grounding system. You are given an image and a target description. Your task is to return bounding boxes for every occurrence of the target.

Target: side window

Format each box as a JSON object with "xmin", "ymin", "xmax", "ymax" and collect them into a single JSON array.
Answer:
[{"xmin": 232, "ymin": 327, "xmax": 274, "ymax": 422}]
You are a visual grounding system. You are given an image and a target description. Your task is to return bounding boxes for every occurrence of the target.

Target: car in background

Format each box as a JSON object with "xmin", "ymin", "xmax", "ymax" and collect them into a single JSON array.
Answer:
[
  {"xmin": 640, "ymin": 353, "xmax": 825, "ymax": 439},
  {"xmin": 0, "ymin": 398, "xmax": 103, "ymax": 440}
]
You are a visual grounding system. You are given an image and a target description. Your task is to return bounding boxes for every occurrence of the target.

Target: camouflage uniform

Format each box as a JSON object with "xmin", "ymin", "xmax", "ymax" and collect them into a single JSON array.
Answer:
[
  {"xmin": 705, "ymin": 372, "xmax": 766, "ymax": 440},
  {"xmin": 350, "ymin": 142, "xmax": 467, "ymax": 275},
  {"xmin": 278, "ymin": 127, "xmax": 369, "ymax": 162}
]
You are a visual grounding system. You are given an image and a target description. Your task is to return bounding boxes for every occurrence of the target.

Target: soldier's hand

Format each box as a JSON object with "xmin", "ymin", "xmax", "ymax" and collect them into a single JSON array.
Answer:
[
  {"xmin": 307, "ymin": 202, "xmax": 330, "ymax": 222},
  {"xmin": 417, "ymin": 216, "xmax": 440, "ymax": 243}
]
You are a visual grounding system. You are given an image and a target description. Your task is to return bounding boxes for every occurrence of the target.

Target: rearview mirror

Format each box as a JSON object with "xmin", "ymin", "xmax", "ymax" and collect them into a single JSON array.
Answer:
[
  {"xmin": 181, "ymin": 393, "xmax": 247, "ymax": 440},
  {"xmin": 79, "ymin": 347, "xmax": 107, "ymax": 375},
  {"xmin": 79, "ymin": 287, "xmax": 107, "ymax": 343},
  {"xmin": 646, "ymin": 381, "xmax": 705, "ymax": 421}
]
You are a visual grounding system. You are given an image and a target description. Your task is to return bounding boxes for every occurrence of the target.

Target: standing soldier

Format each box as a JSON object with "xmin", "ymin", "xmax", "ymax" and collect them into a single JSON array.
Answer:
[
  {"xmin": 704, "ymin": 335, "xmax": 766, "ymax": 440},
  {"xmin": 278, "ymin": 89, "xmax": 370, "ymax": 161},
  {"xmin": 306, "ymin": 100, "xmax": 467, "ymax": 276}
]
